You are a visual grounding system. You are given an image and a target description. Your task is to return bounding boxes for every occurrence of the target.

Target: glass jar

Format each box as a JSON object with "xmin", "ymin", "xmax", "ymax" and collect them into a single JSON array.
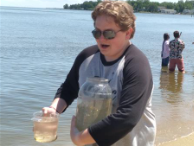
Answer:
[
  {"xmin": 31, "ymin": 111, "xmax": 59, "ymax": 143},
  {"xmin": 76, "ymin": 77, "xmax": 112, "ymax": 132}
]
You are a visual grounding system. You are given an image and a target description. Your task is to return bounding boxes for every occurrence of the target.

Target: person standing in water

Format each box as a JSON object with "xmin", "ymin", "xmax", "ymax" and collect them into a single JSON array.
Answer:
[
  {"xmin": 169, "ymin": 31, "xmax": 185, "ymax": 73},
  {"xmin": 41, "ymin": 1, "xmax": 156, "ymax": 146},
  {"xmin": 161, "ymin": 33, "xmax": 170, "ymax": 67}
]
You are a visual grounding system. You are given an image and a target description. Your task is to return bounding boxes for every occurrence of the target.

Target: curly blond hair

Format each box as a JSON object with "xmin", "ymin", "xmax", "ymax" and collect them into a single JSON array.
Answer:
[{"xmin": 92, "ymin": 1, "xmax": 136, "ymax": 39}]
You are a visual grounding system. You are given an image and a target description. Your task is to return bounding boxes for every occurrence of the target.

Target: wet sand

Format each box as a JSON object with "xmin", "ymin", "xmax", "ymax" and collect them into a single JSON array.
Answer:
[{"xmin": 158, "ymin": 133, "xmax": 194, "ymax": 146}]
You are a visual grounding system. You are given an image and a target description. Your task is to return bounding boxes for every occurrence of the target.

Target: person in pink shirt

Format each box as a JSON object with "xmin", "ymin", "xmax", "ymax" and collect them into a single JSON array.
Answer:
[{"xmin": 161, "ymin": 33, "xmax": 170, "ymax": 66}]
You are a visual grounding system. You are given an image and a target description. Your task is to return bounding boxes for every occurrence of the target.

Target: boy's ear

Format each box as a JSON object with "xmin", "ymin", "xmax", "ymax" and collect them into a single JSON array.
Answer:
[{"xmin": 126, "ymin": 27, "xmax": 133, "ymax": 39}]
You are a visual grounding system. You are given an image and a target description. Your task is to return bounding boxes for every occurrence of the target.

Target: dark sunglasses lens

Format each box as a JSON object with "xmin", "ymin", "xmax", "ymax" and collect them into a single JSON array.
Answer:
[
  {"xmin": 103, "ymin": 30, "xmax": 116, "ymax": 39},
  {"xmin": 92, "ymin": 30, "xmax": 101, "ymax": 39}
]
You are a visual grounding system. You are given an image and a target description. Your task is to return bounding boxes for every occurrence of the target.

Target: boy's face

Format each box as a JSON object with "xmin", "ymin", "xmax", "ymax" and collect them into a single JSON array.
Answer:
[{"xmin": 94, "ymin": 15, "xmax": 131, "ymax": 61}]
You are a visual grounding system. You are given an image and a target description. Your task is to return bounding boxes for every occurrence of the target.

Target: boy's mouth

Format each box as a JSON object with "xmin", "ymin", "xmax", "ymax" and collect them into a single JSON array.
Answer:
[{"xmin": 101, "ymin": 44, "xmax": 110, "ymax": 48}]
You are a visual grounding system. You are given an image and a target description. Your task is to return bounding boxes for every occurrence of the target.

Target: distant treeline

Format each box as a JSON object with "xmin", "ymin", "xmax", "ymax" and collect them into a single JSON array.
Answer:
[{"xmin": 63, "ymin": 0, "xmax": 194, "ymax": 13}]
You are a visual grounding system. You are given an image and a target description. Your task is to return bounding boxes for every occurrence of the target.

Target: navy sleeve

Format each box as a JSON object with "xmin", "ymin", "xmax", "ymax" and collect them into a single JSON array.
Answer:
[{"xmin": 88, "ymin": 45, "xmax": 153, "ymax": 145}]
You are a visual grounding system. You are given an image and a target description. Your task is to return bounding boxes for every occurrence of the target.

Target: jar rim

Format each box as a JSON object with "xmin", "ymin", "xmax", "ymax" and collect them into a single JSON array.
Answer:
[{"xmin": 31, "ymin": 111, "xmax": 59, "ymax": 122}]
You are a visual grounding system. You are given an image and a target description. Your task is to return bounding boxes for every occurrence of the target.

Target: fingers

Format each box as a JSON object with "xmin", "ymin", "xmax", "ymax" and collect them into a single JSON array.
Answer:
[
  {"xmin": 42, "ymin": 107, "xmax": 48, "ymax": 114},
  {"xmin": 70, "ymin": 116, "xmax": 86, "ymax": 146},
  {"xmin": 71, "ymin": 115, "xmax": 76, "ymax": 129},
  {"xmin": 70, "ymin": 115, "xmax": 79, "ymax": 144},
  {"xmin": 70, "ymin": 115, "xmax": 84, "ymax": 146},
  {"xmin": 70, "ymin": 115, "xmax": 77, "ymax": 137},
  {"xmin": 42, "ymin": 107, "xmax": 56, "ymax": 116}
]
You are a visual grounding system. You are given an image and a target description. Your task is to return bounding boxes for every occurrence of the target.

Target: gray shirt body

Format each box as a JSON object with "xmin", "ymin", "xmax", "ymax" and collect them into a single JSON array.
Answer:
[{"xmin": 56, "ymin": 44, "xmax": 156, "ymax": 146}]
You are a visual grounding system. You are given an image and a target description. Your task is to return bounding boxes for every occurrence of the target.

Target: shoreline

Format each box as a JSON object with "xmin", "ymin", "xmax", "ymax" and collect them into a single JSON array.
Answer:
[{"xmin": 158, "ymin": 132, "xmax": 194, "ymax": 146}]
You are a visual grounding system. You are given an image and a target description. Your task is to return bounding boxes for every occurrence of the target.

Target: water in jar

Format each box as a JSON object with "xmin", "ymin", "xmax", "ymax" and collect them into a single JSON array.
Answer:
[{"xmin": 33, "ymin": 117, "xmax": 58, "ymax": 143}]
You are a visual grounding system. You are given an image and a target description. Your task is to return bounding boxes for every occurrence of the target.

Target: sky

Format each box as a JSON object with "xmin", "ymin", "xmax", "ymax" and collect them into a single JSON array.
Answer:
[{"xmin": 0, "ymin": 0, "xmax": 181, "ymax": 8}]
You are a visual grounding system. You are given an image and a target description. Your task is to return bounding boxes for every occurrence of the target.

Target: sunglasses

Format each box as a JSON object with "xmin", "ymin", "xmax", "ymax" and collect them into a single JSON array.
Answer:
[{"xmin": 92, "ymin": 29, "xmax": 121, "ymax": 40}]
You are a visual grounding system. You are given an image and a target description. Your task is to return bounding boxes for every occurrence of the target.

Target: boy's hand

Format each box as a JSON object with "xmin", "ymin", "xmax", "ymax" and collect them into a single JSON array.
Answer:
[
  {"xmin": 70, "ymin": 116, "xmax": 85, "ymax": 146},
  {"xmin": 42, "ymin": 107, "xmax": 57, "ymax": 116}
]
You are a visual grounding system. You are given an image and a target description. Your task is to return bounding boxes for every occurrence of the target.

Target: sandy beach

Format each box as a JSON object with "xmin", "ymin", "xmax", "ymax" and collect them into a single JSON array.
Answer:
[{"xmin": 158, "ymin": 133, "xmax": 194, "ymax": 146}]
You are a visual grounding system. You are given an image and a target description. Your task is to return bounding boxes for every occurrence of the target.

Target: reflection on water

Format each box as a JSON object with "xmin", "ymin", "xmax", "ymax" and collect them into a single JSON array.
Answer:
[
  {"xmin": 160, "ymin": 67, "xmax": 184, "ymax": 103},
  {"xmin": 155, "ymin": 67, "xmax": 194, "ymax": 145}
]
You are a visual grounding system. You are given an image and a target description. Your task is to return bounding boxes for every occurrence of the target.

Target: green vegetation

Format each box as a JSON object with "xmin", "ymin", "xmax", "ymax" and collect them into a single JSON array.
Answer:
[{"xmin": 63, "ymin": 0, "xmax": 194, "ymax": 13}]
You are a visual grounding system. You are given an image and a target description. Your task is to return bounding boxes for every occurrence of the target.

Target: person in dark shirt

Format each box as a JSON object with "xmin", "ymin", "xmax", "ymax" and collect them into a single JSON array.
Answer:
[
  {"xmin": 42, "ymin": 1, "xmax": 156, "ymax": 146},
  {"xmin": 169, "ymin": 31, "xmax": 185, "ymax": 73}
]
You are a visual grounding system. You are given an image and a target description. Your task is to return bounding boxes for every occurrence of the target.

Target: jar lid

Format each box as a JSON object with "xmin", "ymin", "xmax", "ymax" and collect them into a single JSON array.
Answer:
[{"xmin": 87, "ymin": 77, "xmax": 109, "ymax": 83}]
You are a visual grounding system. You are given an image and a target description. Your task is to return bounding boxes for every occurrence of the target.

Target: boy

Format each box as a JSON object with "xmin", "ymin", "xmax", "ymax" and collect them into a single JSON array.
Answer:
[{"xmin": 43, "ymin": 1, "xmax": 156, "ymax": 146}]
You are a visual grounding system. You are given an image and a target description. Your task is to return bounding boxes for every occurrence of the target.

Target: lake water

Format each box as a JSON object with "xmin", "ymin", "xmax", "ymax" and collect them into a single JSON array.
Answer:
[{"xmin": 1, "ymin": 6, "xmax": 194, "ymax": 146}]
